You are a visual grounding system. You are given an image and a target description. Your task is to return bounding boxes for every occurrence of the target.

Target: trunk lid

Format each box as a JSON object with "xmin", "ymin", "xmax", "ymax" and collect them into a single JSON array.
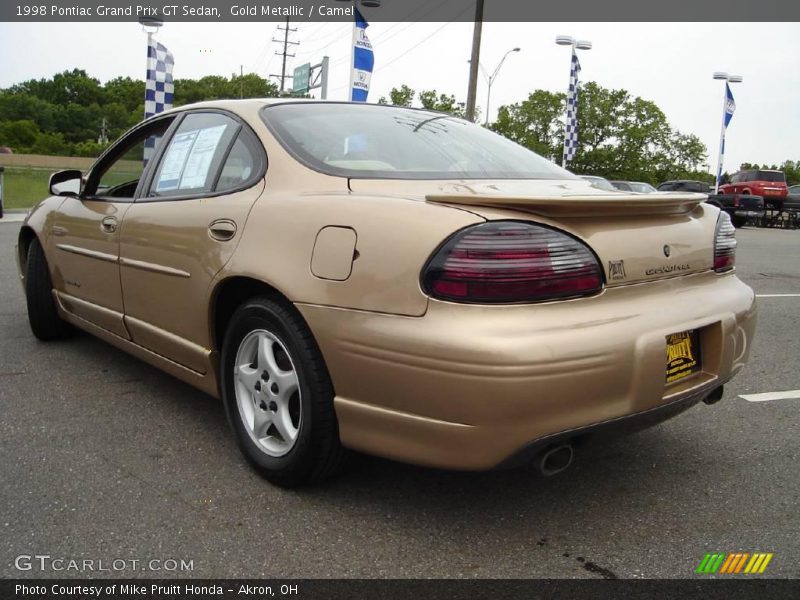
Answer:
[{"xmin": 348, "ymin": 178, "xmax": 716, "ymax": 286}]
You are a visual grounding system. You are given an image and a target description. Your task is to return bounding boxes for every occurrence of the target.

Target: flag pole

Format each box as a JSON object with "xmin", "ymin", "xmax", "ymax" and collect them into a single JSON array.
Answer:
[{"xmin": 714, "ymin": 83, "xmax": 728, "ymax": 194}]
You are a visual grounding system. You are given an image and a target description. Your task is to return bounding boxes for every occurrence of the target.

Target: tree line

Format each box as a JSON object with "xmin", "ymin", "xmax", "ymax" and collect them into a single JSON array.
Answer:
[
  {"xmin": 0, "ymin": 68, "xmax": 279, "ymax": 157},
  {"xmin": 1, "ymin": 69, "xmax": 796, "ymax": 186}
]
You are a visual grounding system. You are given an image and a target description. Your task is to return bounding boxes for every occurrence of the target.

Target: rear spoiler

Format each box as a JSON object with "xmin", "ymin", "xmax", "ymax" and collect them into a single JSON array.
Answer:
[{"xmin": 425, "ymin": 192, "xmax": 707, "ymax": 218}]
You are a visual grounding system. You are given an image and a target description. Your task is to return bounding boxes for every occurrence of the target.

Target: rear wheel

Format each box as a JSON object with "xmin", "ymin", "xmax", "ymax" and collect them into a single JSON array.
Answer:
[
  {"xmin": 220, "ymin": 296, "xmax": 345, "ymax": 487},
  {"xmin": 731, "ymin": 214, "xmax": 748, "ymax": 228},
  {"xmin": 25, "ymin": 238, "xmax": 73, "ymax": 341}
]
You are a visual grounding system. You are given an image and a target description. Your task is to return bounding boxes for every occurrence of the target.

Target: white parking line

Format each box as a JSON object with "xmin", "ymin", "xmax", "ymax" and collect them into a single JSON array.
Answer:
[
  {"xmin": 739, "ymin": 390, "xmax": 800, "ymax": 402},
  {"xmin": 756, "ymin": 294, "xmax": 800, "ymax": 298}
]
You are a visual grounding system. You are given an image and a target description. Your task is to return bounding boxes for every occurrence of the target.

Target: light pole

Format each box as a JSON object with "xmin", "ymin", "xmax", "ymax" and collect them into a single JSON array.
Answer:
[
  {"xmin": 556, "ymin": 35, "xmax": 591, "ymax": 168},
  {"xmin": 713, "ymin": 71, "xmax": 743, "ymax": 194},
  {"xmin": 484, "ymin": 47, "xmax": 520, "ymax": 126}
]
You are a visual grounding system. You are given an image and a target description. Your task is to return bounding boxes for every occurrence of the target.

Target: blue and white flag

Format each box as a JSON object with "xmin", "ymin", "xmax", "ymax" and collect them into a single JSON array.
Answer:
[
  {"xmin": 562, "ymin": 50, "xmax": 581, "ymax": 166},
  {"xmin": 350, "ymin": 8, "xmax": 374, "ymax": 102},
  {"xmin": 144, "ymin": 37, "xmax": 174, "ymax": 162},
  {"xmin": 716, "ymin": 83, "xmax": 736, "ymax": 188},
  {"xmin": 724, "ymin": 82, "xmax": 736, "ymax": 127}
]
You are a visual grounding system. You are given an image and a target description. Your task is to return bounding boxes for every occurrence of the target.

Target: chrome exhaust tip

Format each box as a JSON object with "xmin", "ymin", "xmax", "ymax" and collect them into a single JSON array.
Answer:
[
  {"xmin": 703, "ymin": 385, "xmax": 724, "ymax": 405},
  {"xmin": 538, "ymin": 444, "xmax": 574, "ymax": 477}
]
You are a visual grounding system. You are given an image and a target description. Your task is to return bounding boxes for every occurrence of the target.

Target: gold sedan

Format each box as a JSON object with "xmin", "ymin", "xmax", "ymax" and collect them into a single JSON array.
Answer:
[{"xmin": 16, "ymin": 100, "xmax": 756, "ymax": 486}]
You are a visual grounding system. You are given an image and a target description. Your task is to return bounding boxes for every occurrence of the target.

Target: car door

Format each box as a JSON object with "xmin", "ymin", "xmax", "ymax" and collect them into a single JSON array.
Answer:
[
  {"xmin": 118, "ymin": 110, "xmax": 266, "ymax": 373},
  {"xmin": 48, "ymin": 116, "xmax": 175, "ymax": 338}
]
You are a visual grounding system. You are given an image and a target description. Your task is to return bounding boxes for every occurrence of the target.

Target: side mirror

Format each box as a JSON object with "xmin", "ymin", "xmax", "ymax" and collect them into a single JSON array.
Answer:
[{"xmin": 49, "ymin": 169, "xmax": 83, "ymax": 196}]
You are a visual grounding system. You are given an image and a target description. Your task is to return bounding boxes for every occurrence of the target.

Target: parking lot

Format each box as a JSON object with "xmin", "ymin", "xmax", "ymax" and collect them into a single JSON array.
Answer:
[{"xmin": 0, "ymin": 220, "xmax": 798, "ymax": 579}]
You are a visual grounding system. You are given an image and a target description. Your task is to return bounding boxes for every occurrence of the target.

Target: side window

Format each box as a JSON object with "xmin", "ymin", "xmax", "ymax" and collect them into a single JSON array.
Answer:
[
  {"xmin": 85, "ymin": 117, "xmax": 174, "ymax": 199},
  {"xmin": 215, "ymin": 133, "xmax": 263, "ymax": 193},
  {"xmin": 148, "ymin": 112, "xmax": 239, "ymax": 198}
]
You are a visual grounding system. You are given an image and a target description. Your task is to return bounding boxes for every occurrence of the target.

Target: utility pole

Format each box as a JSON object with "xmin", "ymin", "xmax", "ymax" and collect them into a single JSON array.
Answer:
[
  {"xmin": 98, "ymin": 118, "xmax": 108, "ymax": 145},
  {"xmin": 465, "ymin": 0, "xmax": 484, "ymax": 122},
  {"xmin": 271, "ymin": 17, "xmax": 299, "ymax": 93},
  {"xmin": 240, "ymin": 64, "xmax": 243, "ymax": 98}
]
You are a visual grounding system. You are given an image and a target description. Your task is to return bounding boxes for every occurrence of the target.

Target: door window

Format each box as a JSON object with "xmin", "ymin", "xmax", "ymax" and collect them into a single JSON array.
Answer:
[
  {"xmin": 84, "ymin": 117, "xmax": 175, "ymax": 200},
  {"xmin": 148, "ymin": 113, "xmax": 243, "ymax": 198}
]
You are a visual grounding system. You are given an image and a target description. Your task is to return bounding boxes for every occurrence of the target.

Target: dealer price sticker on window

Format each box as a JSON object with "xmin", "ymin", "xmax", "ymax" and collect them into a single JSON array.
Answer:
[
  {"xmin": 155, "ymin": 124, "xmax": 228, "ymax": 192},
  {"xmin": 665, "ymin": 330, "xmax": 701, "ymax": 383}
]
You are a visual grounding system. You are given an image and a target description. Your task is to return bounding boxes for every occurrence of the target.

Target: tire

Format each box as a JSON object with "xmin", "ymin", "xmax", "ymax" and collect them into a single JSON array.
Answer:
[
  {"xmin": 220, "ymin": 296, "xmax": 345, "ymax": 487},
  {"xmin": 25, "ymin": 238, "xmax": 73, "ymax": 341},
  {"xmin": 731, "ymin": 214, "xmax": 747, "ymax": 228}
]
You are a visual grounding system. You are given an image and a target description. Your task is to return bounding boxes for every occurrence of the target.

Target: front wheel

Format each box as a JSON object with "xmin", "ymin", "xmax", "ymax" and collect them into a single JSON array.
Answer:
[
  {"xmin": 220, "ymin": 296, "xmax": 345, "ymax": 487},
  {"xmin": 25, "ymin": 238, "xmax": 74, "ymax": 341}
]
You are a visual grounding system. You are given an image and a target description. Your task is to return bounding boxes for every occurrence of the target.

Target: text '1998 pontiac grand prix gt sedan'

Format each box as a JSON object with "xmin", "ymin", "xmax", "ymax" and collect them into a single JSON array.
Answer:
[{"xmin": 16, "ymin": 100, "xmax": 756, "ymax": 486}]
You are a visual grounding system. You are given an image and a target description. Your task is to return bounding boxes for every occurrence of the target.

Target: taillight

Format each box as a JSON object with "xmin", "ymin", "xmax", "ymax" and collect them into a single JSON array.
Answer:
[
  {"xmin": 422, "ymin": 221, "xmax": 603, "ymax": 303},
  {"xmin": 714, "ymin": 211, "xmax": 736, "ymax": 272}
]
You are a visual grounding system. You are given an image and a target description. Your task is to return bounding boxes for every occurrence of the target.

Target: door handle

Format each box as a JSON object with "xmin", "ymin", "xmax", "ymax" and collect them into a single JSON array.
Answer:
[
  {"xmin": 101, "ymin": 216, "xmax": 117, "ymax": 233},
  {"xmin": 208, "ymin": 219, "xmax": 237, "ymax": 241}
]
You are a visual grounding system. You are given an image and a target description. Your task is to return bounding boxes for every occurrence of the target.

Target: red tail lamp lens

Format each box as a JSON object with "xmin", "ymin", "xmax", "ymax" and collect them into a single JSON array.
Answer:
[{"xmin": 422, "ymin": 221, "xmax": 603, "ymax": 303}]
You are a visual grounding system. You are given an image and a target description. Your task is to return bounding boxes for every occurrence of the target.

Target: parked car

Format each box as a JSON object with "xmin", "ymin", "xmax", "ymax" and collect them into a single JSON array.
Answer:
[
  {"xmin": 657, "ymin": 180, "xmax": 712, "ymax": 193},
  {"xmin": 16, "ymin": 100, "xmax": 756, "ymax": 486},
  {"xmin": 580, "ymin": 175, "xmax": 618, "ymax": 192},
  {"xmin": 611, "ymin": 181, "xmax": 657, "ymax": 193},
  {"xmin": 705, "ymin": 193, "xmax": 764, "ymax": 228},
  {"xmin": 720, "ymin": 169, "xmax": 788, "ymax": 210},
  {"xmin": 0, "ymin": 146, "xmax": 13, "ymax": 154},
  {"xmin": 786, "ymin": 184, "xmax": 800, "ymax": 211}
]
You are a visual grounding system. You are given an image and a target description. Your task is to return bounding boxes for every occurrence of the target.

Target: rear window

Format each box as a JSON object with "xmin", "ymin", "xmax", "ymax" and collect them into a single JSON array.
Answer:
[
  {"xmin": 261, "ymin": 102, "xmax": 576, "ymax": 180},
  {"xmin": 756, "ymin": 170, "xmax": 786, "ymax": 182}
]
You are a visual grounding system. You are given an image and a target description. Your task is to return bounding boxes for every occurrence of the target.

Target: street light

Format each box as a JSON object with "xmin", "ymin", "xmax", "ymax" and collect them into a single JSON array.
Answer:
[
  {"xmin": 712, "ymin": 72, "xmax": 743, "ymax": 193},
  {"xmin": 556, "ymin": 35, "xmax": 591, "ymax": 167},
  {"xmin": 483, "ymin": 47, "xmax": 520, "ymax": 126}
]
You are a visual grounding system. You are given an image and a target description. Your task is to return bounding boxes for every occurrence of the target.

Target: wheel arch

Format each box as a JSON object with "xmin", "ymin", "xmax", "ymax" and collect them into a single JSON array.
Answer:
[{"xmin": 210, "ymin": 275, "xmax": 296, "ymax": 353}]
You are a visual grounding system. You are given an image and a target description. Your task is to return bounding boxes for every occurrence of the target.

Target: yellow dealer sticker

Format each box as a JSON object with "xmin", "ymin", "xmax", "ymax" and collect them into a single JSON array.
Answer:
[{"xmin": 666, "ymin": 330, "xmax": 701, "ymax": 383}]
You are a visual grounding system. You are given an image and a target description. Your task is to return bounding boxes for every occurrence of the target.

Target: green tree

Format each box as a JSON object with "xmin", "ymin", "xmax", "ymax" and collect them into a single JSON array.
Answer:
[
  {"xmin": 0, "ymin": 119, "xmax": 40, "ymax": 150},
  {"xmin": 491, "ymin": 90, "xmax": 564, "ymax": 159},
  {"xmin": 493, "ymin": 81, "xmax": 710, "ymax": 184},
  {"xmin": 418, "ymin": 90, "xmax": 466, "ymax": 118},
  {"xmin": 378, "ymin": 84, "xmax": 415, "ymax": 107}
]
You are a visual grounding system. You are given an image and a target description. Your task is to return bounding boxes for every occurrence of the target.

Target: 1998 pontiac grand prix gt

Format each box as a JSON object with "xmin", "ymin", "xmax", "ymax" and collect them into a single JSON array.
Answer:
[{"xmin": 16, "ymin": 100, "xmax": 756, "ymax": 486}]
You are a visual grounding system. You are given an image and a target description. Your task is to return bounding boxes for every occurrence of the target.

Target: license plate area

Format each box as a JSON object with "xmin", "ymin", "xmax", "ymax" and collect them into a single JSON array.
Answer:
[{"xmin": 665, "ymin": 330, "xmax": 701, "ymax": 383}]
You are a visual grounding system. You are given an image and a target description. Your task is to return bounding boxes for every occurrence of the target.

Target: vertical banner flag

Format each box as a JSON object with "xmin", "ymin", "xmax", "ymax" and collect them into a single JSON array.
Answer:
[
  {"xmin": 350, "ymin": 8, "xmax": 374, "ymax": 102},
  {"xmin": 562, "ymin": 49, "xmax": 581, "ymax": 167},
  {"xmin": 144, "ymin": 36, "xmax": 174, "ymax": 163},
  {"xmin": 716, "ymin": 82, "xmax": 736, "ymax": 189}
]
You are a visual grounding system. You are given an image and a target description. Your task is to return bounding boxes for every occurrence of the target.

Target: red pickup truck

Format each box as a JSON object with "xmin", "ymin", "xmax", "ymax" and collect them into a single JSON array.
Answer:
[{"xmin": 720, "ymin": 169, "xmax": 788, "ymax": 210}]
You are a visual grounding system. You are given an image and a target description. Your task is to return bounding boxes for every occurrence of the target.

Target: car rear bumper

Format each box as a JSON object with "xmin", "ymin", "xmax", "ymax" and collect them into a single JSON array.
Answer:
[{"xmin": 296, "ymin": 271, "xmax": 756, "ymax": 470}]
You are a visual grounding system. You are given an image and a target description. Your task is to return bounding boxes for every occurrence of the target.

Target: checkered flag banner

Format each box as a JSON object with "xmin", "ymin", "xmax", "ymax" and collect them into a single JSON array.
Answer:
[
  {"xmin": 562, "ymin": 50, "xmax": 581, "ymax": 167},
  {"xmin": 144, "ymin": 37, "xmax": 174, "ymax": 163}
]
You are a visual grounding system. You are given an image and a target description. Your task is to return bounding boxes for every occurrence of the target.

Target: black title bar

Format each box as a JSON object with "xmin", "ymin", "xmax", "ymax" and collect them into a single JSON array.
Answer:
[{"xmin": 2, "ymin": 0, "xmax": 799, "ymax": 22}]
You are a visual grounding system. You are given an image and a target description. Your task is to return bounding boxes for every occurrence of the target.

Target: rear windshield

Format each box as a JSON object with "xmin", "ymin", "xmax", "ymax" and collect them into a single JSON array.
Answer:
[
  {"xmin": 261, "ymin": 102, "xmax": 576, "ymax": 180},
  {"xmin": 757, "ymin": 170, "xmax": 785, "ymax": 182}
]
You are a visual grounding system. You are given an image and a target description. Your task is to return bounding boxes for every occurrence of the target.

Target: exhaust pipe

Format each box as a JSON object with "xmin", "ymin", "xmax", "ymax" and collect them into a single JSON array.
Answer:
[
  {"xmin": 538, "ymin": 444, "xmax": 574, "ymax": 477},
  {"xmin": 703, "ymin": 385, "xmax": 724, "ymax": 405}
]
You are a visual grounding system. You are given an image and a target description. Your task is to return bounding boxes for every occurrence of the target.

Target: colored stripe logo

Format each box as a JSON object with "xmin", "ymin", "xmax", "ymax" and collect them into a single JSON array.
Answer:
[{"xmin": 696, "ymin": 552, "xmax": 773, "ymax": 574}]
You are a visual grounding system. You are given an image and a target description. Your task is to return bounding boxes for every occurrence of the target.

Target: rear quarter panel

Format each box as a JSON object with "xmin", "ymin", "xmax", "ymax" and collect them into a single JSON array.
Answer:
[{"xmin": 224, "ymin": 191, "xmax": 484, "ymax": 316}]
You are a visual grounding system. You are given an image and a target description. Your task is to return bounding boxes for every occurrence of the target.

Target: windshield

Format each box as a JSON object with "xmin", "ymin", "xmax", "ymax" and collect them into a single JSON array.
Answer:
[
  {"xmin": 630, "ymin": 182, "xmax": 657, "ymax": 193},
  {"xmin": 756, "ymin": 170, "xmax": 786, "ymax": 183},
  {"xmin": 261, "ymin": 103, "xmax": 576, "ymax": 180}
]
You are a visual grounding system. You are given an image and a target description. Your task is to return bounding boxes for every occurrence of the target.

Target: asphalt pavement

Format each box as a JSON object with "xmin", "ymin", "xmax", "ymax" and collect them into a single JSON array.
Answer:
[{"xmin": 1, "ymin": 221, "xmax": 798, "ymax": 579}]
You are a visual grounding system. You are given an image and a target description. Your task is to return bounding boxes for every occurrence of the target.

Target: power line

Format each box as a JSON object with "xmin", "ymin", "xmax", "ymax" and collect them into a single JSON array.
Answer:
[{"xmin": 373, "ymin": 16, "xmax": 468, "ymax": 74}]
